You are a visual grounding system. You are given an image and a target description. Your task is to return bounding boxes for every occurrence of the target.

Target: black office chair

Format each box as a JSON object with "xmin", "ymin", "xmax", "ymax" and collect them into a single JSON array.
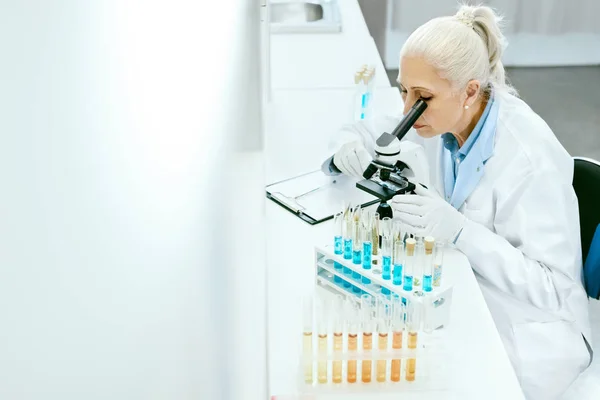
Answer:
[{"xmin": 572, "ymin": 157, "xmax": 600, "ymax": 299}]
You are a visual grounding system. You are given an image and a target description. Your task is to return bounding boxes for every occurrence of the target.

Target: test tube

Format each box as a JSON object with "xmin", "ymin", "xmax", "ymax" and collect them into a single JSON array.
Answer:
[
  {"xmin": 317, "ymin": 300, "xmax": 328, "ymax": 384},
  {"xmin": 414, "ymin": 238, "xmax": 424, "ymax": 287},
  {"xmin": 332, "ymin": 296, "xmax": 344, "ymax": 384},
  {"xmin": 391, "ymin": 296, "xmax": 404, "ymax": 382},
  {"xmin": 361, "ymin": 73, "xmax": 369, "ymax": 120},
  {"xmin": 371, "ymin": 212, "xmax": 380, "ymax": 265},
  {"xmin": 343, "ymin": 209, "xmax": 353, "ymax": 288},
  {"xmin": 352, "ymin": 208, "xmax": 362, "ymax": 265},
  {"xmin": 393, "ymin": 223, "xmax": 404, "ymax": 288},
  {"xmin": 354, "ymin": 70, "xmax": 365, "ymax": 121},
  {"xmin": 361, "ymin": 211, "xmax": 372, "ymax": 285},
  {"xmin": 360, "ymin": 294, "xmax": 374, "ymax": 383},
  {"xmin": 423, "ymin": 237, "xmax": 434, "ymax": 292},
  {"xmin": 351, "ymin": 209, "xmax": 362, "ymax": 293},
  {"xmin": 333, "ymin": 212, "xmax": 344, "ymax": 284},
  {"xmin": 381, "ymin": 218, "xmax": 393, "ymax": 295},
  {"xmin": 406, "ymin": 300, "xmax": 421, "ymax": 381},
  {"xmin": 302, "ymin": 295, "xmax": 313, "ymax": 384},
  {"xmin": 433, "ymin": 241, "xmax": 445, "ymax": 287},
  {"xmin": 346, "ymin": 302, "xmax": 358, "ymax": 383},
  {"xmin": 403, "ymin": 238, "xmax": 416, "ymax": 292},
  {"xmin": 376, "ymin": 297, "xmax": 391, "ymax": 382}
]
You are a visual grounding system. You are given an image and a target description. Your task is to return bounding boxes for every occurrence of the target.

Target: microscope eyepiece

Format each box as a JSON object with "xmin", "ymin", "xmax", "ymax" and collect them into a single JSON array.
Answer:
[
  {"xmin": 390, "ymin": 98, "xmax": 428, "ymax": 141},
  {"xmin": 375, "ymin": 98, "xmax": 428, "ymax": 148}
]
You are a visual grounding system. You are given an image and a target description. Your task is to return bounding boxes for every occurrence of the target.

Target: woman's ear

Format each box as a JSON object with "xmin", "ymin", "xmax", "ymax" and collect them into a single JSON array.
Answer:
[{"xmin": 465, "ymin": 79, "xmax": 481, "ymax": 107}]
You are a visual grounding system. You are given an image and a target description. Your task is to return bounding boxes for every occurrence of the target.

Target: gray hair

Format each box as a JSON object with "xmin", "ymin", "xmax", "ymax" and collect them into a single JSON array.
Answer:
[{"xmin": 400, "ymin": 4, "xmax": 517, "ymax": 98}]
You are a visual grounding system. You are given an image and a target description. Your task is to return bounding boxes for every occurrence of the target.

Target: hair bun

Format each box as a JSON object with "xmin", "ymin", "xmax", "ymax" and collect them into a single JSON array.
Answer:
[{"xmin": 455, "ymin": 8, "xmax": 475, "ymax": 28}]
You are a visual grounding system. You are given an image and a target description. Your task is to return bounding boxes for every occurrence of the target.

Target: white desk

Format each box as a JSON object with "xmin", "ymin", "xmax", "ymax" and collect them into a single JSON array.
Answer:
[{"xmin": 264, "ymin": 87, "xmax": 525, "ymax": 399}]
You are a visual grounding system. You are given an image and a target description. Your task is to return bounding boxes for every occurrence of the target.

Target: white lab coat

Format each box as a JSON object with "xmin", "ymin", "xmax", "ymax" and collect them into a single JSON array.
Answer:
[{"xmin": 329, "ymin": 90, "xmax": 592, "ymax": 399}]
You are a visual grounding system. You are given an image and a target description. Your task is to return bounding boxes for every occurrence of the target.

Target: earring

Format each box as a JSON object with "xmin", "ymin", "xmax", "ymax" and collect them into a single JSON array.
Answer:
[{"xmin": 464, "ymin": 105, "xmax": 470, "ymax": 110}]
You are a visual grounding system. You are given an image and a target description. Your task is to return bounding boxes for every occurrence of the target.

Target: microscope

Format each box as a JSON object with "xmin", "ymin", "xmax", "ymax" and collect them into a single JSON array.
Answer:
[{"xmin": 356, "ymin": 99, "xmax": 430, "ymax": 218}]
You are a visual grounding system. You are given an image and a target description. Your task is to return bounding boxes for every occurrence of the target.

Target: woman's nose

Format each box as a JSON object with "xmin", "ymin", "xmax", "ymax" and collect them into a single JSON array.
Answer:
[{"xmin": 402, "ymin": 95, "xmax": 415, "ymax": 116}]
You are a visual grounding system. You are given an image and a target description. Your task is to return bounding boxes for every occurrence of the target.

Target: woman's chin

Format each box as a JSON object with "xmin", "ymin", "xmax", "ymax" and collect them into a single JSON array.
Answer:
[{"xmin": 415, "ymin": 126, "xmax": 436, "ymax": 138}]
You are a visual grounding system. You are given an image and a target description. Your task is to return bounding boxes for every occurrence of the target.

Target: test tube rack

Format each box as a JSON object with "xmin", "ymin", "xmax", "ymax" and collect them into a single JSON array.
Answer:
[
  {"xmin": 314, "ymin": 244, "xmax": 454, "ymax": 331},
  {"xmin": 299, "ymin": 331, "xmax": 450, "ymax": 393},
  {"xmin": 299, "ymin": 289, "xmax": 453, "ymax": 394}
]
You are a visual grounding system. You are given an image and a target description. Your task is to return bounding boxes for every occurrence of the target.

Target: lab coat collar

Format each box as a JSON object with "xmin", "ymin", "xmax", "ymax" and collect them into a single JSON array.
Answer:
[{"xmin": 450, "ymin": 96, "xmax": 500, "ymax": 210}]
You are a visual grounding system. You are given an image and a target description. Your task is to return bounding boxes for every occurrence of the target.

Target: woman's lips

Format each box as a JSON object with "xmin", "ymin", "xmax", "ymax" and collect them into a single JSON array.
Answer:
[{"xmin": 413, "ymin": 124, "xmax": 426, "ymax": 129}]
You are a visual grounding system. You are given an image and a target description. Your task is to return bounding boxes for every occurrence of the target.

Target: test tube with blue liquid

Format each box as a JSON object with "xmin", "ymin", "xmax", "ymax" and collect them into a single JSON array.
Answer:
[
  {"xmin": 393, "ymin": 222, "xmax": 404, "ymax": 288},
  {"xmin": 333, "ymin": 212, "xmax": 344, "ymax": 284},
  {"xmin": 381, "ymin": 217, "xmax": 393, "ymax": 295},
  {"xmin": 343, "ymin": 208, "xmax": 353, "ymax": 288},
  {"xmin": 352, "ymin": 207, "xmax": 362, "ymax": 265},
  {"xmin": 423, "ymin": 237, "xmax": 435, "ymax": 292},
  {"xmin": 361, "ymin": 212, "xmax": 372, "ymax": 285},
  {"xmin": 403, "ymin": 238, "xmax": 416, "ymax": 291},
  {"xmin": 351, "ymin": 208, "xmax": 362, "ymax": 293}
]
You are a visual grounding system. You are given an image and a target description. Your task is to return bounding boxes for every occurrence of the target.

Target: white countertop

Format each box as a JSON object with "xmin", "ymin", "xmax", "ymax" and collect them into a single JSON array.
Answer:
[{"xmin": 270, "ymin": 0, "xmax": 390, "ymax": 90}]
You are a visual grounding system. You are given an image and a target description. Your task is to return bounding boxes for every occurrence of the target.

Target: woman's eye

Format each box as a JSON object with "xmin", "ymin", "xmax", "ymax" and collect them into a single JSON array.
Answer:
[{"xmin": 420, "ymin": 96, "xmax": 432, "ymax": 101}]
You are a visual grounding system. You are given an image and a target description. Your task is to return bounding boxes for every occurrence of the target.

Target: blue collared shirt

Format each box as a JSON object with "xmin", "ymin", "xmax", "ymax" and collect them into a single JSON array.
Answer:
[{"xmin": 442, "ymin": 97, "xmax": 495, "ymax": 203}]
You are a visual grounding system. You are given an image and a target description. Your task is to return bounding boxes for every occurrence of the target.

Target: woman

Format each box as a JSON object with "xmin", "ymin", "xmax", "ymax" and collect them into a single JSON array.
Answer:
[{"xmin": 325, "ymin": 5, "xmax": 592, "ymax": 399}]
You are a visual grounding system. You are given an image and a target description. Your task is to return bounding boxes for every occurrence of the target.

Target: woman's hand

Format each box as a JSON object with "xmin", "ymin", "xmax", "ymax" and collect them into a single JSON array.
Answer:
[
  {"xmin": 392, "ymin": 183, "xmax": 466, "ymax": 242},
  {"xmin": 333, "ymin": 141, "xmax": 372, "ymax": 178}
]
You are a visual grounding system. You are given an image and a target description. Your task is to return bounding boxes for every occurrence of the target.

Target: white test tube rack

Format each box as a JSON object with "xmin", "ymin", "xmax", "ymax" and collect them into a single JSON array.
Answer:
[
  {"xmin": 300, "ymin": 257, "xmax": 455, "ymax": 394},
  {"xmin": 314, "ymin": 244, "xmax": 454, "ymax": 331},
  {"xmin": 299, "ymin": 331, "xmax": 449, "ymax": 394}
]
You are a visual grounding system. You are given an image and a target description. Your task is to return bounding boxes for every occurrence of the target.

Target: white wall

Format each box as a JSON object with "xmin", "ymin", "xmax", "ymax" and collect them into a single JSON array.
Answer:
[{"xmin": 0, "ymin": 1, "xmax": 266, "ymax": 399}]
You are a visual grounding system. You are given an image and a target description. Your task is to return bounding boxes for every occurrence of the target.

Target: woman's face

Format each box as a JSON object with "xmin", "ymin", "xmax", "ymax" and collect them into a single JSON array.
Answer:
[{"xmin": 398, "ymin": 56, "xmax": 467, "ymax": 138}]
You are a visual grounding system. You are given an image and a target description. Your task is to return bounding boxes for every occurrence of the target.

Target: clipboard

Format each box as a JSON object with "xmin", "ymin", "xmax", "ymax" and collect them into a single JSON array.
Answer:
[{"xmin": 265, "ymin": 170, "xmax": 380, "ymax": 225}]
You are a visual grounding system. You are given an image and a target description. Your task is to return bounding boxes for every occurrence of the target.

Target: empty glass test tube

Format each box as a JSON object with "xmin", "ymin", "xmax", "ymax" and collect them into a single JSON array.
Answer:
[
  {"xmin": 360, "ymin": 294, "xmax": 375, "ymax": 383},
  {"xmin": 302, "ymin": 295, "xmax": 314, "ymax": 384},
  {"xmin": 423, "ymin": 237, "xmax": 435, "ymax": 292},
  {"xmin": 406, "ymin": 300, "xmax": 421, "ymax": 382},
  {"xmin": 376, "ymin": 297, "xmax": 391, "ymax": 382},
  {"xmin": 332, "ymin": 296, "xmax": 344, "ymax": 384},
  {"xmin": 381, "ymin": 218, "xmax": 393, "ymax": 295},
  {"xmin": 403, "ymin": 238, "xmax": 416, "ymax": 291},
  {"xmin": 433, "ymin": 241, "xmax": 445, "ymax": 287},
  {"xmin": 414, "ymin": 239, "xmax": 424, "ymax": 287},
  {"xmin": 391, "ymin": 296, "xmax": 405, "ymax": 382},
  {"xmin": 333, "ymin": 212, "xmax": 344, "ymax": 284}
]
